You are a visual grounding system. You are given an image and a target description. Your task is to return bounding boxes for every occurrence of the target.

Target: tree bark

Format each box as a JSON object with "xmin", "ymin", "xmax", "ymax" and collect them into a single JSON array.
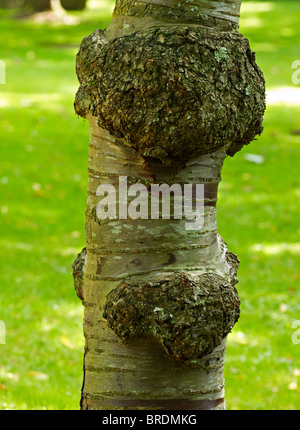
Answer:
[
  {"xmin": 24, "ymin": 0, "xmax": 51, "ymax": 12},
  {"xmin": 0, "ymin": 0, "xmax": 23, "ymax": 8},
  {"xmin": 23, "ymin": 0, "xmax": 66, "ymax": 13},
  {"xmin": 61, "ymin": 0, "xmax": 86, "ymax": 10},
  {"xmin": 73, "ymin": 0, "xmax": 265, "ymax": 410}
]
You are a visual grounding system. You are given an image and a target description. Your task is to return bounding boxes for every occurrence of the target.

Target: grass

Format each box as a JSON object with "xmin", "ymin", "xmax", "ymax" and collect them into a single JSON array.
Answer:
[
  {"xmin": 220, "ymin": 1, "xmax": 300, "ymax": 410},
  {"xmin": 0, "ymin": 0, "xmax": 300, "ymax": 410}
]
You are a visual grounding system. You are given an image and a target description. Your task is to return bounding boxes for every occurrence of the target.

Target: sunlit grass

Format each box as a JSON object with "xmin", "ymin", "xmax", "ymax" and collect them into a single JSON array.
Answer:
[
  {"xmin": 266, "ymin": 87, "xmax": 300, "ymax": 105},
  {"xmin": 242, "ymin": 2, "xmax": 275, "ymax": 13},
  {"xmin": 252, "ymin": 243, "xmax": 300, "ymax": 256},
  {"xmin": 0, "ymin": 0, "xmax": 113, "ymax": 410},
  {"xmin": 219, "ymin": 102, "xmax": 300, "ymax": 404},
  {"xmin": 220, "ymin": 0, "xmax": 300, "ymax": 411}
]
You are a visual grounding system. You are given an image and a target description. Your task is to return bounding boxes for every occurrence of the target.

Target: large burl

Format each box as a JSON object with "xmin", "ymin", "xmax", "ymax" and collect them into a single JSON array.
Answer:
[
  {"xmin": 103, "ymin": 271, "xmax": 240, "ymax": 368},
  {"xmin": 74, "ymin": 0, "xmax": 265, "ymax": 386},
  {"xmin": 75, "ymin": 25, "xmax": 265, "ymax": 164}
]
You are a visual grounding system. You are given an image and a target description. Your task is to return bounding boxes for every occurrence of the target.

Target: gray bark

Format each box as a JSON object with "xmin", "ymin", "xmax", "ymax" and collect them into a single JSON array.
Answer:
[{"xmin": 73, "ymin": 0, "xmax": 265, "ymax": 410}]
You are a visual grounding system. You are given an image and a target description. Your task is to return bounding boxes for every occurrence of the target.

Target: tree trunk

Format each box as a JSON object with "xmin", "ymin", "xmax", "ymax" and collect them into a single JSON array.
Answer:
[
  {"xmin": 61, "ymin": 0, "xmax": 86, "ymax": 10},
  {"xmin": 73, "ymin": 0, "xmax": 265, "ymax": 410},
  {"xmin": 0, "ymin": 0, "xmax": 23, "ymax": 8},
  {"xmin": 24, "ymin": 0, "xmax": 65, "ymax": 13},
  {"xmin": 24, "ymin": 0, "xmax": 51, "ymax": 12}
]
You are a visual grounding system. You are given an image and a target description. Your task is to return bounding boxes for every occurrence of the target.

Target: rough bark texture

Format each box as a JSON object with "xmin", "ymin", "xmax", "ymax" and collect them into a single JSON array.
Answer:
[
  {"xmin": 73, "ymin": 0, "xmax": 265, "ymax": 410},
  {"xmin": 75, "ymin": 26, "xmax": 265, "ymax": 164},
  {"xmin": 104, "ymin": 271, "xmax": 240, "ymax": 367},
  {"xmin": 72, "ymin": 247, "xmax": 87, "ymax": 302}
]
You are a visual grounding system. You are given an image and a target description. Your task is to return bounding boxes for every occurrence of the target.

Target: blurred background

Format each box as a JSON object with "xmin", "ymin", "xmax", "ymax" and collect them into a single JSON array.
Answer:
[{"xmin": 0, "ymin": 0, "xmax": 299, "ymax": 410}]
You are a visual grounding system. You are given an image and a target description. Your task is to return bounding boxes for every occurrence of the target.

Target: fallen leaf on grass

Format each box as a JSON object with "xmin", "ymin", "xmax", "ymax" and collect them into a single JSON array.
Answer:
[{"xmin": 60, "ymin": 336, "xmax": 74, "ymax": 349}]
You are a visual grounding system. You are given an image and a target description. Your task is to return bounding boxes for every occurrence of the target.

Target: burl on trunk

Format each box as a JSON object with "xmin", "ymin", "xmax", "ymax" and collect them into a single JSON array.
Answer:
[{"xmin": 73, "ymin": 0, "xmax": 265, "ymax": 410}]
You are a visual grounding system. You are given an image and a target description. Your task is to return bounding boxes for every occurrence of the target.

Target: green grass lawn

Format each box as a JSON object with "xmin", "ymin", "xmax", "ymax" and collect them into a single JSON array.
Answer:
[{"xmin": 0, "ymin": 0, "xmax": 300, "ymax": 410}]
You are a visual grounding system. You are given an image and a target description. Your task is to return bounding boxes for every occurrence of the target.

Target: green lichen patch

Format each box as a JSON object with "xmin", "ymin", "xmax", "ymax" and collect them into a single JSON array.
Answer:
[
  {"xmin": 103, "ymin": 271, "xmax": 240, "ymax": 368},
  {"xmin": 215, "ymin": 47, "xmax": 229, "ymax": 62},
  {"xmin": 75, "ymin": 25, "xmax": 265, "ymax": 164}
]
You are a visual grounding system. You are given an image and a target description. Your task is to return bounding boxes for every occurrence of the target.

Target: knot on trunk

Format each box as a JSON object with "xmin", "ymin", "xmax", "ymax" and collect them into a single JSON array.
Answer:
[
  {"xmin": 75, "ymin": 25, "xmax": 265, "ymax": 164},
  {"xmin": 103, "ymin": 271, "xmax": 240, "ymax": 368},
  {"xmin": 72, "ymin": 247, "xmax": 87, "ymax": 301}
]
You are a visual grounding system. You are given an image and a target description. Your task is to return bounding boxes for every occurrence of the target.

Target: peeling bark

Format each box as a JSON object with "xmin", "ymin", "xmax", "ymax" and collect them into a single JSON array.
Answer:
[{"xmin": 73, "ymin": 0, "xmax": 265, "ymax": 410}]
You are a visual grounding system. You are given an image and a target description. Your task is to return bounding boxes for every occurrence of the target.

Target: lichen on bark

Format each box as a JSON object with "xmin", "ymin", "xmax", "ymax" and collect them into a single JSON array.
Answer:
[
  {"xmin": 104, "ymin": 270, "xmax": 240, "ymax": 368},
  {"xmin": 75, "ymin": 25, "xmax": 265, "ymax": 165}
]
